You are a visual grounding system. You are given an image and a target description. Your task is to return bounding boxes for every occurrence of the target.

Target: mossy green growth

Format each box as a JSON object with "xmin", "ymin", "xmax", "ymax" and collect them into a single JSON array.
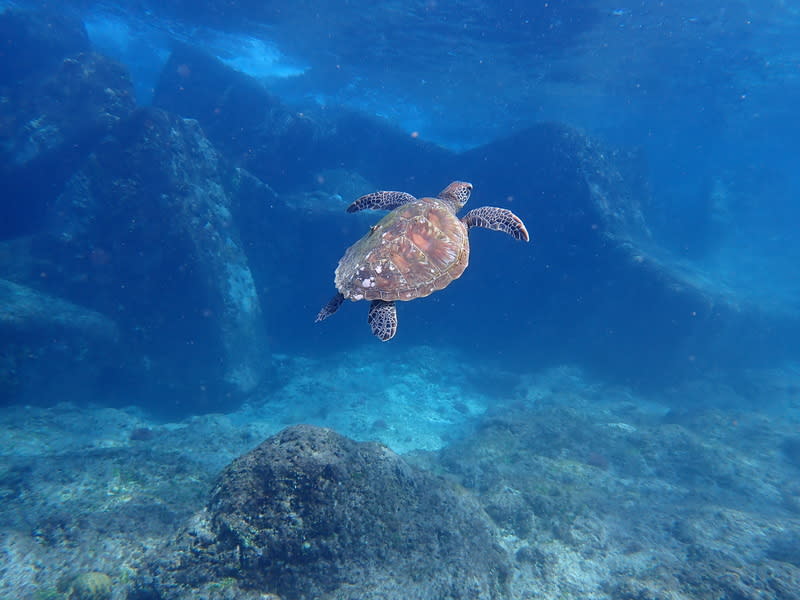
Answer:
[
  {"xmin": 207, "ymin": 577, "xmax": 238, "ymax": 591},
  {"xmin": 59, "ymin": 572, "xmax": 113, "ymax": 600},
  {"xmin": 33, "ymin": 588, "xmax": 62, "ymax": 600}
]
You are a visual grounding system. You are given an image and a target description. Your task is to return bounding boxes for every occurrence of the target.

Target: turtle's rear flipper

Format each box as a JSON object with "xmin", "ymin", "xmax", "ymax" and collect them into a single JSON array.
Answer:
[
  {"xmin": 347, "ymin": 191, "xmax": 416, "ymax": 213},
  {"xmin": 368, "ymin": 300, "xmax": 397, "ymax": 341},
  {"xmin": 462, "ymin": 206, "xmax": 530, "ymax": 242},
  {"xmin": 316, "ymin": 293, "xmax": 344, "ymax": 322}
]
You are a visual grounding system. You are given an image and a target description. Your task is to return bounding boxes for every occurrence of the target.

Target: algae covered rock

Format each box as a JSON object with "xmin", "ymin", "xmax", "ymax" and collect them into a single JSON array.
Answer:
[
  {"xmin": 59, "ymin": 571, "xmax": 112, "ymax": 600},
  {"xmin": 136, "ymin": 424, "xmax": 510, "ymax": 600},
  {"xmin": 46, "ymin": 106, "xmax": 267, "ymax": 404},
  {"xmin": 0, "ymin": 9, "xmax": 90, "ymax": 86}
]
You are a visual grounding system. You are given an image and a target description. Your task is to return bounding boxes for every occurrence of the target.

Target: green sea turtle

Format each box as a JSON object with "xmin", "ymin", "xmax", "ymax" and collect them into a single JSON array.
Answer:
[{"xmin": 316, "ymin": 181, "xmax": 529, "ymax": 341}]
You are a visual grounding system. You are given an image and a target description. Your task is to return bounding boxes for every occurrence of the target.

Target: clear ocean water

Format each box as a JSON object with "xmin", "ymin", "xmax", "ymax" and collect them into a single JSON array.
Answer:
[{"xmin": 1, "ymin": 1, "xmax": 799, "ymax": 599}]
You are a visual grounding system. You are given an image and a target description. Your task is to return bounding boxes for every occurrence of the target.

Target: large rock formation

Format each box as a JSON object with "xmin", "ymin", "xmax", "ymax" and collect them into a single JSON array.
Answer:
[
  {"xmin": 435, "ymin": 399, "xmax": 800, "ymax": 600},
  {"xmin": 42, "ymin": 107, "xmax": 268, "ymax": 403},
  {"xmin": 0, "ymin": 9, "xmax": 90, "ymax": 86},
  {"xmin": 454, "ymin": 123, "xmax": 800, "ymax": 382},
  {"xmin": 153, "ymin": 43, "xmax": 453, "ymax": 193},
  {"xmin": 151, "ymin": 43, "xmax": 800, "ymax": 384},
  {"xmin": 0, "ymin": 38, "xmax": 136, "ymax": 237},
  {"xmin": 0, "ymin": 278, "xmax": 119, "ymax": 404},
  {"xmin": 2, "ymin": 14, "xmax": 797, "ymax": 406},
  {"xmin": 0, "ymin": 11, "xmax": 274, "ymax": 410},
  {"xmin": 132, "ymin": 425, "xmax": 510, "ymax": 600}
]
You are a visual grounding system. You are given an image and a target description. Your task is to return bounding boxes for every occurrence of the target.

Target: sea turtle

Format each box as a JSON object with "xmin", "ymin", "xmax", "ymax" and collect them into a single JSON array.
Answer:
[{"xmin": 316, "ymin": 181, "xmax": 529, "ymax": 341}]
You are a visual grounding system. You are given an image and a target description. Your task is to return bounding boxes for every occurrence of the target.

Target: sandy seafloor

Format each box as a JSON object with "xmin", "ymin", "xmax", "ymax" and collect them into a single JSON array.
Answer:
[{"xmin": 2, "ymin": 346, "xmax": 800, "ymax": 599}]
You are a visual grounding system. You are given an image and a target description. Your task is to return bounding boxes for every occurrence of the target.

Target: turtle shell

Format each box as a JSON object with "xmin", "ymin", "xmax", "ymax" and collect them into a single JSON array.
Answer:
[{"xmin": 335, "ymin": 197, "xmax": 469, "ymax": 302}]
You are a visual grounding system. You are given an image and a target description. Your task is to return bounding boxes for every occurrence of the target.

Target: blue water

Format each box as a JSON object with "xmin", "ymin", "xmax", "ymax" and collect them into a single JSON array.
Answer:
[
  {"xmin": 0, "ymin": 0, "xmax": 797, "ymax": 433},
  {"xmin": 0, "ymin": 0, "xmax": 797, "ymax": 448},
  {"xmin": 1, "ymin": 1, "xmax": 800, "ymax": 598}
]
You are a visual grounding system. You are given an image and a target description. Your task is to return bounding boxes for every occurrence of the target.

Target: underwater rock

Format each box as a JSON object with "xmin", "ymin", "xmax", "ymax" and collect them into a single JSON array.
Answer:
[
  {"xmin": 45, "ymin": 106, "xmax": 267, "ymax": 403},
  {"xmin": 767, "ymin": 531, "xmax": 800, "ymax": 567},
  {"xmin": 153, "ymin": 42, "xmax": 324, "ymax": 190},
  {"xmin": 59, "ymin": 571, "xmax": 113, "ymax": 600},
  {"xmin": 0, "ymin": 51, "xmax": 136, "ymax": 238},
  {"xmin": 154, "ymin": 46, "xmax": 799, "ymax": 380},
  {"xmin": 0, "ymin": 9, "xmax": 90, "ymax": 86},
  {"xmin": 459, "ymin": 122, "xmax": 651, "ymax": 254},
  {"xmin": 133, "ymin": 425, "xmax": 510, "ymax": 600},
  {"xmin": 437, "ymin": 400, "xmax": 800, "ymax": 600},
  {"xmin": 452, "ymin": 122, "xmax": 800, "ymax": 382},
  {"xmin": 781, "ymin": 436, "xmax": 800, "ymax": 468},
  {"xmin": 0, "ymin": 279, "xmax": 118, "ymax": 341},
  {"xmin": 0, "ymin": 52, "xmax": 134, "ymax": 169},
  {"xmin": 153, "ymin": 44, "xmax": 452, "ymax": 192},
  {"xmin": 0, "ymin": 278, "xmax": 119, "ymax": 405},
  {"xmin": 325, "ymin": 108, "xmax": 454, "ymax": 191}
]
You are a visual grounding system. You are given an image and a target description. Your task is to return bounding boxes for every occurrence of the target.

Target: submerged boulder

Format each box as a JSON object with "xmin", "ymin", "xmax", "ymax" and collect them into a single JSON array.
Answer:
[
  {"xmin": 0, "ymin": 50, "xmax": 136, "ymax": 237},
  {"xmin": 43, "ymin": 107, "xmax": 267, "ymax": 405},
  {"xmin": 153, "ymin": 42, "xmax": 324, "ymax": 190},
  {"xmin": 0, "ymin": 278, "xmax": 118, "ymax": 405},
  {"xmin": 0, "ymin": 9, "xmax": 90, "ymax": 86},
  {"xmin": 153, "ymin": 43, "xmax": 452, "ymax": 192},
  {"xmin": 449, "ymin": 123, "xmax": 800, "ymax": 382},
  {"xmin": 133, "ymin": 425, "xmax": 510, "ymax": 600}
]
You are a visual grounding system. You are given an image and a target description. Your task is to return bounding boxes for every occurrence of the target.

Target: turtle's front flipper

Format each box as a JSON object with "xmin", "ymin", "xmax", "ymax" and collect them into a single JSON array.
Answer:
[
  {"xmin": 347, "ymin": 191, "xmax": 416, "ymax": 213},
  {"xmin": 316, "ymin": 293, "xmax": 344, "ymax": 322},
  {"xmin": 462, "ymin": 206, "xmax": 530, "ymax": 242},
  {"xmin": 368, "ymin": 300, "xmax": 398, "ymax": 341}
]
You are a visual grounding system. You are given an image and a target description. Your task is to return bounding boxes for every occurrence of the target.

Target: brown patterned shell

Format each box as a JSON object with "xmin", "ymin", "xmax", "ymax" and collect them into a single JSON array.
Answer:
[{"xmin": 335, "ymin": 197, "xmax": 469, "ymax": 302}]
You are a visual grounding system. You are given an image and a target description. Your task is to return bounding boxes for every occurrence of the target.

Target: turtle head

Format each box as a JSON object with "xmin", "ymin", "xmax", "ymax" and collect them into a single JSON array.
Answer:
[{"xmin": 437, "ymin": 181, "xmax": 472, "ymax": 210}]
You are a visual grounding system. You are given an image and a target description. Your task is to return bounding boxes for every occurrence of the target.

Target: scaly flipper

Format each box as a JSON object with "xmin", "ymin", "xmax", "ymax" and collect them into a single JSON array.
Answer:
[
  {"xmin": 315, "ymin": 292, "xmax": 344, "ymax": 322},
  {"xmin": 367, "ymin": 300, "xmax": 398, "ymax": 341},
  {"xmin": 347, "ymin": 191, "xmax": 417, "ymax": 213},
  {"xmin": 462, "ymin": 206, "xmax": 530, "ymax": 242}
]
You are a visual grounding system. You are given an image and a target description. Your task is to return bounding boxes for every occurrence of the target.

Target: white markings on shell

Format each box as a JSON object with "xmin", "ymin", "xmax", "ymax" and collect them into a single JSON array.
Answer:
[{"xmin": 361, "ymin": 277, "xmax": 376, "ymax": 288}]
